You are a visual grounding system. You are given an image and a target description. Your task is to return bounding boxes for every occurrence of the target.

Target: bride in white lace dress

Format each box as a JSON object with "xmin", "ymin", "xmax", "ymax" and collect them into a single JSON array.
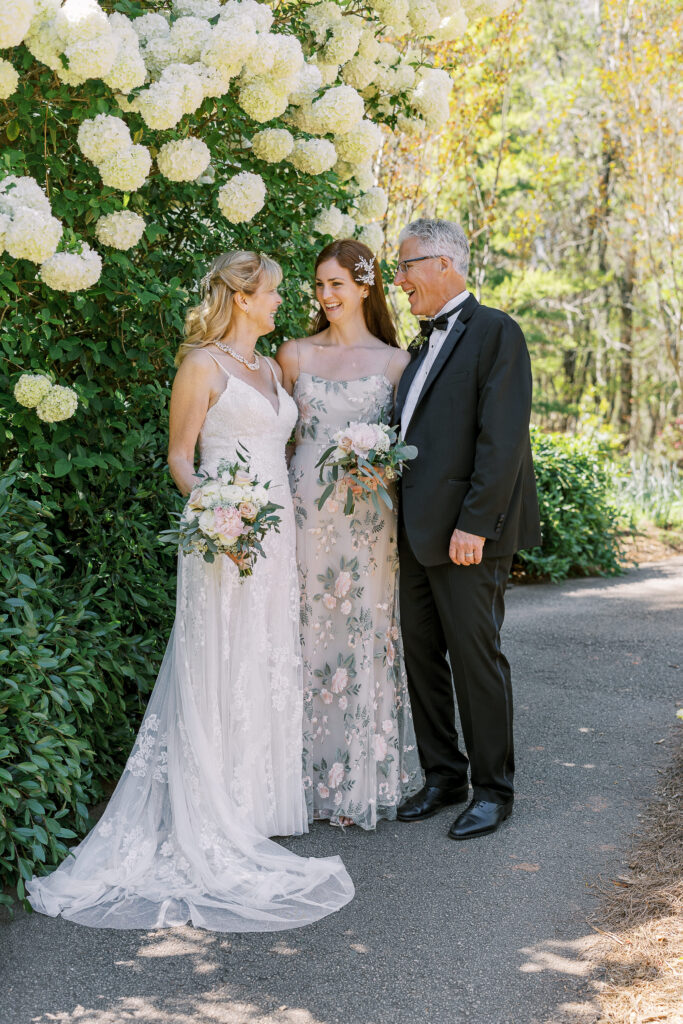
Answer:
[{"xmin": 27, "ymin": 251, "xmax": 354, "ymax": 931}]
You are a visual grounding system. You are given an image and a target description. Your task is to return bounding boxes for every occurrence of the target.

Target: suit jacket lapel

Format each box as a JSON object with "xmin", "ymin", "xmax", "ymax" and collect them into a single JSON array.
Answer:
[{"xmin": 406, "ymin": 294, "xmax": 479, "ymax": 428}]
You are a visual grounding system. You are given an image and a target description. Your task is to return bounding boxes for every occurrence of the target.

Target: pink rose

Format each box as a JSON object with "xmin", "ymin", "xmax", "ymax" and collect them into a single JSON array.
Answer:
[
  {"xmin": 238, "ymin": 501, "xmax": 257, "ymax": 522},
  {"xmin": 334, "ymin": 571, "xmax": 352, "ymax": 598},
  {"xmin": 322, "ymin": 593, "xmax": 337, "ymax": 610},
  {"xmin": 330, "ymin": 667, "xmax": 348, "ymax": 694},
  {"xmin": 372, "ymin": 733, "xmax": 388, "ymax": 761},
  {"xmin": 349, "ymin": 423, "xmax": 377, "ymax": 457},
  {"xmin": 317, "ymin": 783, "xmax": 329, "ymax": 798},
  {"xmin": 334, "ymin": 790, "xmax": 344, "ymax": 807},
  {"xmin": 211, "ymin": 505, "xmax": 246, "ymax": 544},
  {"xmin": 320, "ymin": 688, "xmax": 333, "ymax": 704},
  {"xmin": 338, "ymin": 695, "xmax": 348, "ymax": 710},
  {"xmin": 328, "ymin": 762, "xmax": 345, "ymax": 788},
  {"xmin": 340, "ymin": 599, "xmax": 352, "ymax": 615}
]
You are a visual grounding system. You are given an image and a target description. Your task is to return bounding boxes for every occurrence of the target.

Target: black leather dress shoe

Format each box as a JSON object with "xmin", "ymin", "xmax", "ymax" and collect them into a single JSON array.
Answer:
[
  {"xmin": 448, "ymin": 799, "xmax": 513, "ymax": 840},
  {"xmin": 397, "ymin": 783, "xmax": 469, "ymax": 822}
]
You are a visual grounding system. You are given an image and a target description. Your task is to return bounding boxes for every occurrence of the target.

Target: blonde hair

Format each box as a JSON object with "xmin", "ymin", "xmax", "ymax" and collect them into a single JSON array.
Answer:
[{"xmin": 175, "ymin": 250, "xmax": 282, "ymax": 366}]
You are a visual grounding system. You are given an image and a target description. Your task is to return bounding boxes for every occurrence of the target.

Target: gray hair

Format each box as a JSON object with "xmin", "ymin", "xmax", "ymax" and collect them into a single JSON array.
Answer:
[{"xmin": 398, "ymin": 219, "xmax": 470, "ymax": 278}]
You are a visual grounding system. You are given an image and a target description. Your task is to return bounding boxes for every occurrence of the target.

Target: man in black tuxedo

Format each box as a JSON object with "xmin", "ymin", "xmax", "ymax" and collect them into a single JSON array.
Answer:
[{"xmin": 394, "ymin": 219, "xmax": 541, "ymax": 839}]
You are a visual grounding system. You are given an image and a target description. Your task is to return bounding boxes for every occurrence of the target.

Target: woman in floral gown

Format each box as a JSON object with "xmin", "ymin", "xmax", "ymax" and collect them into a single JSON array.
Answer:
[{"xmin": 277, "ymin": 240, "xmax": 422, "ymax": 829}]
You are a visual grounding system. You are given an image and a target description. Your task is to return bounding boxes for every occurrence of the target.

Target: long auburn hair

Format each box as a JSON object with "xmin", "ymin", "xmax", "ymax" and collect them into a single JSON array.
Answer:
[
  {"xmin": 176, "ymin": 250, "xmax": 282, "ymax": 366},
  {"xmin": 312, "ymin": 239, "xmax": 398, "ymax": 347}
]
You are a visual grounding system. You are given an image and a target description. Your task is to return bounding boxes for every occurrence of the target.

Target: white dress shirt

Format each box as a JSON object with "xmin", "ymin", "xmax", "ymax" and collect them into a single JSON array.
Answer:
[{"xmin": 401, "ymin": 291, "xmax": 469, "ymax": 437}]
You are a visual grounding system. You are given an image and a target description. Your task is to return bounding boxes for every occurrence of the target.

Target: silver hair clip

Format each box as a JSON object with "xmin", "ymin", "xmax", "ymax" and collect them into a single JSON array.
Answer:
[
  {"xmin": 354, "ymin": 256, "xmax": 375, "ymax": 287},
  {"xmin": 199, "ymin": 271, "xmax": 213, "ymax": 296}
]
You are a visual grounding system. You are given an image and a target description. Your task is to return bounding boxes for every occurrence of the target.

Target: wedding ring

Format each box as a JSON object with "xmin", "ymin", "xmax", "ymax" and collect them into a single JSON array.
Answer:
[{"xmin": 465, "ymin": 552, "xmax": 474, "ymax": 558}]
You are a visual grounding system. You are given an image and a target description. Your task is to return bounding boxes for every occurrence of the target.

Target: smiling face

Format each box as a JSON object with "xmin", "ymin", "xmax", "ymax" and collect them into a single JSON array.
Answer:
[
  {"xmin": 394, "ymin": 236, "xmax": 466, "ymax": 317},
  {"xmin": 315, "ymin": 258, "xmax": 368, "ymax": 326},
  {"xmin": 243, "ymin": 276, "xmax": 282, "ymax": 334}
]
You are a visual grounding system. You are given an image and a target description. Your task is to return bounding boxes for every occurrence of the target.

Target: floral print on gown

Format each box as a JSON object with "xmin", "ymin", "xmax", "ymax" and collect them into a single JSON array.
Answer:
[{"xmin": 289, "ymin": 370, "xmax": 423, "ymax": 829}]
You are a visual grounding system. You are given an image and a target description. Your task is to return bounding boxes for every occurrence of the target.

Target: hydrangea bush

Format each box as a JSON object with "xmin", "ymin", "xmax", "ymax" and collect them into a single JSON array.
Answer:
[{"xmin": 0, "ymin": 0, "xmax": 510, "ymax": 903}]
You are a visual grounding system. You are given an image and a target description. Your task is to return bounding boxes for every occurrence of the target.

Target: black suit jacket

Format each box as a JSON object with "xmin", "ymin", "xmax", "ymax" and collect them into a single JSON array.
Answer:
[{"xmin": 395, "ymin": 295, "xmax": 541, "ymax": 566}]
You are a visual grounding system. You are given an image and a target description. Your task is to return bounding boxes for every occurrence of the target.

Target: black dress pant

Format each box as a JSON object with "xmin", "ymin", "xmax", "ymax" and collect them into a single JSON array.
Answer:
[{"xmin": 398, "ymin": 527, "xmax": 515, "ymax": 804}]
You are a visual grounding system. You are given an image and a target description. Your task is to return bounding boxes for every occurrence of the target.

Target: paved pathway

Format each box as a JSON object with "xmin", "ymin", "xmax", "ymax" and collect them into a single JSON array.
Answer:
[{"xmin": 2, "ymin": 559, "xmax": 682, "ymax": 1024}]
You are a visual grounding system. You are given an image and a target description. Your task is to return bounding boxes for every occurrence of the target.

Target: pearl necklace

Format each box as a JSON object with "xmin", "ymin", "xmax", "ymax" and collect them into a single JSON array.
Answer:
[{"xmin": 214, "ymin": 340, "xmax": 260, "ymax": 372}]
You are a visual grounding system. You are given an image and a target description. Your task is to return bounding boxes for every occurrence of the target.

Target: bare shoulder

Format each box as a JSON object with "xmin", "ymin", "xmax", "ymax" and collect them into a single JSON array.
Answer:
[
  {"xmin": 386, "ymin": 346, "xmax": 411, "ymax": 385},
  {"xmin": 275, "ymin": 338, "xmax": 300, "ymax": 368},
  {"xmin": 173, "ymin": 346, "xmax": 216, "ymax": 385}
]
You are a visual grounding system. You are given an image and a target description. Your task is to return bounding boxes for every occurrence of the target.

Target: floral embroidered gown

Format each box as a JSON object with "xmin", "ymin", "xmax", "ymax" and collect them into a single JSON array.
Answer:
[
  {"xmin": 27, "ymin": 360, "xmax": 354, "ymax": 931},
  {"xmin": 290, "ymin": 368, "xmax": 422, "ymax": 829}
]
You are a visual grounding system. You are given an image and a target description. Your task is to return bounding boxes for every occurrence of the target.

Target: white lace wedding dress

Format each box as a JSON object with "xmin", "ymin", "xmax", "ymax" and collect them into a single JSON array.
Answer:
[{"xmin": 27, "ymin": 359, "xmax": 354, "ymax": 931}]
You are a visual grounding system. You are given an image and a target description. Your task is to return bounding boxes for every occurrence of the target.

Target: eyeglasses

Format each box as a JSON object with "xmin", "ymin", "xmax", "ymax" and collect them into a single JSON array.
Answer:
[{"xmin": 396, "ymin": 254, "xmax": 449, "ymax": 274}]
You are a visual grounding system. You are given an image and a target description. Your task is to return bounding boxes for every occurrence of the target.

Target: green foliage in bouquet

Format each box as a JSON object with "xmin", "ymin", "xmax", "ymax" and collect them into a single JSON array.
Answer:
[
  {"xmin": 517, "ymin": 428, "xmax": 625, "ymax": 582},
  {"xmin": 316, "ymin": 421, "xmax": 417, "ymax": 516}
]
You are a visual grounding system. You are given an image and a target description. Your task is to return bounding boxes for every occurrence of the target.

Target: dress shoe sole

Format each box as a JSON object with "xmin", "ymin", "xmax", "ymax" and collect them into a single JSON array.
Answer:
[
  {"xmin": 447, "ymin": 807, "xmax": 512, "ymax": 841},
  {"xmin": 397, "ymin": 787, "xmax": 470, "ymax": 822}
]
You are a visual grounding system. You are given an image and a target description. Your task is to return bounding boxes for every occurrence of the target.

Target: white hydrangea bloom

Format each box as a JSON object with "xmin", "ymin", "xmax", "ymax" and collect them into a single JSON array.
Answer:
[
  {"xmin": 358, "ymin": 28, "xmax": 381, "ymax": 62},
  {"xmin": 136, "ymin": 81, "xmax": 185, "ymax": 129},
  {"xmin": 412, "ymin": 67, "xmax": 453, "ymax": 130},
  {"xmin": 156, "ymin": 137, "xmax": 211, "ymax": 181},
  {"xmin": 27, "ymin": 0, "xmax": 61, "ymax": 29},
  {"xmin": 355, "ymin": 186, "xmax": 388, "ymax": 224},
  {"xmin": 358, "ymin": 221, "xmax": 384, "ymax": 253},
  {"xmin": 251, "ymin": 128, "xmax": 294, "ymax": 163},
  {"xmin": 40, "ymin": 244, "xmax": 102, "ymax": 293},
  {"xmin": 95, "ymin": 210, "xmax": 146, "ymax": 250},
  {"xmin": 241, "ymin": 32, "xmax": 279, "ymax": 77},
  {"xmin": 217, "ymin": 171, "xmax": 266, "ymax": 223},
  {"xmin": 77, "ymin": 114, "xmax": 131, "ymax": 164},
  {"xmin": 36, "ymin": 384, "xmax": 79, "ymax": 422},
  {"xmin": 306, "ymin": 2, "xmax": 343, "ymax": 44},
  {"xmin": 370, "ymin": 0, "xmax": 410, "ymax": 34},
  {"xmin": 201, "ymin": 15, "xmax": 257, "ymax": 75},
  {"xmin": 238, "ymin": 79, "xmax": 289, "ymax": 122},
  {"xmin": 0, "ymin": 0, "xmax": 36, "ymax": 49},
  {"xmin": 375, "ymin": 41, "xmax": 400, "ymax": 67},
  {"xmin": 54, "ymin": 0, "xmax": 109, "ymax": 45},
  {"xmin": 0, "ymin": 175, "xmax": 51, "ymax": 217},
  {"xmin": 219, "ymin": 0, "xmax": 273, "ymax": 34},
  {"xmin": 131, "ymin": 12, "xmax": 169, "ymax": 46},
  {"xmin": 62, "ymin": 32, "xmax": 118, "ymax": 83},
  {"xmin": 169, "ymin": 16, "xmax": 212, "ymax": 63},
  {"xmin": 433, "ymin": 0, "xmax": 468, "ymax": 38},
  {"xmin": 341, "ymin": 56, "xmax": 380, "ymax": 92},
  {"xmin": 5, "ymin": 206, "xmax": 62, "ymax": 263},
  {"xmin": 338, "ymin": 212, "xmax": 357, "ymax": 237},
  {"xmin": 289, "ymin": 138, "xmax": 337, "ymax": 175},
  {"xmin": 311, "ymin": 84, "xmax": 364, "ymax": 135},
  {"xmin": 24, "ymin": 19, "xmax": 65, "ymax": 72},
  {"xmin": 270, "ymin": 34, "xmax": 304, "ymax": 79},
  {"xmin": 103, "ymin": 45, "xmax": 146, "ymax": 93},
  {"xmin": 322, "ymin": 20, "xmax": 362, "ymax": 66},
  {"xmin": 397, "ymin": 112, "xmax": 427, "ymax": 135},
  {"xmin": 408, "ymin": 0, "xmax": 441, "ymax": 35},
  {"xmin": 192, "ymin": 61, "xmax": 234, "ymax": 98},
  {"xmin": 160, "ymin": 63, "xmax": 205, "ymax": 115},
  {"xmin": 173, "ymin": 0, "xmax": 221, "ymax": 17},
  {"xmin": 0, "ymin": 60, "xmax": 20, "ymax": 100},
  {"xmin": 310, "ymin": 58, "xmax": 340, "ymax": 89},
  {"xmin": 0, "ymin": 212, "xmax": 10, "ymax": 252},
  {"xmin": 312, "ymin": 204, "xmax": 343, "ymax": 237},
  {"xmin": 13, "ymin": 373, "xmax": 52, "ymax": 408},
  {"xmin": 98, "ymin": 145, "xmax": 152, "ymax": 192},
  {"xmin": 352, "ymin": 161, "xmax": 375, "ymax": 191},
  {"xmin": 334, "ymin": 119, "xmax": 383, "ymax": 164}
]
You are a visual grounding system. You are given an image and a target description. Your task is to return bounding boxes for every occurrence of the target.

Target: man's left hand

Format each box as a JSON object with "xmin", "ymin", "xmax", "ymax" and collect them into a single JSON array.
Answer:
[{"xmin": 449, "ymin": 528, "xmax": 485, "ymax": 566}]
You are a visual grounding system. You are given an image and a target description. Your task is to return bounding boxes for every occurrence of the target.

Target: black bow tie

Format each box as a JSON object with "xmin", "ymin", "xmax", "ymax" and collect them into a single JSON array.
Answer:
[{"xmin": 419, "ymin": 304, "xmax": 463, "ymax": 340}]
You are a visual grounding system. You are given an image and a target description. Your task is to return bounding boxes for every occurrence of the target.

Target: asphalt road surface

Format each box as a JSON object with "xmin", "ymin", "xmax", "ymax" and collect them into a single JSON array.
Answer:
[{"xmin": 2, "ymin": 558, "xmax": 682, "ymax": 1024}]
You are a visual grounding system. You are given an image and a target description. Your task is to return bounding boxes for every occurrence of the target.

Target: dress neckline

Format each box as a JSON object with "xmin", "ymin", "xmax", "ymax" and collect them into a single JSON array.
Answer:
[
  {"xmin": 208, "ymin": 372, "xmax": 283, "ymax": 417},
  {"xmin": 296, "ymin": 371, "xmax": 392, "ymax": 386}
]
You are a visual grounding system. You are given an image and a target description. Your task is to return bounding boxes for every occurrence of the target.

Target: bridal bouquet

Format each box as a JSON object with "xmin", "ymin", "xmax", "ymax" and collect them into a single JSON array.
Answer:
[
  {"xmin": 316, "ymin": 421, "xmax": 417, "ymax": 516},
  {"xmin": 160, "ymin": 448, "xmax": 282, "ymax": 578}
]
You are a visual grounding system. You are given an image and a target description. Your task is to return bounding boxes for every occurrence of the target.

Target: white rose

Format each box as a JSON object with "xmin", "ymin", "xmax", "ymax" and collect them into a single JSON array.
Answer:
[{"xmin": 340, "ymin": 599, "xmax": 352, "ymax": 615}]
